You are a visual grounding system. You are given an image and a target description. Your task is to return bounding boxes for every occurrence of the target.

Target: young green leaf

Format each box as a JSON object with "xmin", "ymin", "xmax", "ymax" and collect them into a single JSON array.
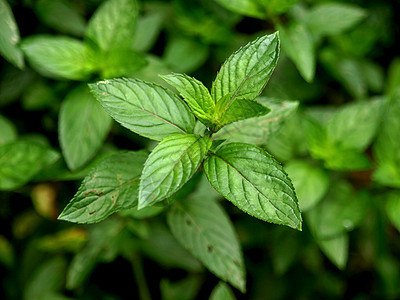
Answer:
[
  {"xmin": 167, "ymin": 196, "xmax": 246, "ymax": 292},
  {"xmin": 160, "ymin": 73, "xmax": 216, "ymax": 128},
  {"xmin": 89, "ymin": 78, "xmax": 196, "ymax": 141},
  {"xmin": 139, "ymin": 134, "xmax": 211, "ymax": 208},
  {"xmin": 204, "ymin": 143, "xmax": 302, "ymax": 230},
  {"xmin": 278, "ymin": 22, "xmax": 316, "ymax": 83},
  {"xmin": 21, "ymin": 35, "xmax": 94, "ymax": 80},
  {"xmin": 211, "ymin": 32, "xmax": 280, "ymax": 103},
  {"xmin": 58, "ymin": 151, "xmax": 148, "ymax": 224},
  {"xmin": 317, "ymin": 233, "xmax": 349, "ymax": 270},
  {"xmin": 214, "ymin": 0, "xmax": 266, "ymax": 19},
  {"xmin": 85, "ymin": 0, "xmax": 138, "ymax": 52},
  {"xmin": 304, "ymin": 3, "xmax": 367, "ymax": 36},
  {"xmin": 100, "ymin": 48, "xmax": 147, "ymax": 78},
  {"xmin": 0, "ymin": 141, "xmax": 59, "ymax": 190},
  {"xmin": 0, "ymin": 0, "xmax": 24, "ymax": 69},
  {"xmin": 59, "ymin": 85, "xmax": 112, "ymax": 170},
  {"xmin": 213, "ymin": 98, "xmax": 298, "ymax": 145},
  {"xmin": 209, "ymin": 282, "xmax": 236, "ymax": 300},
  {"xmin": 0, "ymin": 115, "xmax": 17, "ymax": 146}
]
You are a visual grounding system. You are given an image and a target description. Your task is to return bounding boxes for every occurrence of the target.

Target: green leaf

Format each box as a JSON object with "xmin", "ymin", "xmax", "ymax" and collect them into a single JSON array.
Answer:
[
  {"xmin": 139, "ymin": 134, "xmax": 211, "ymax": 208},
  {"xmin": 89, "ymin": 78, "xmax": 195, "ymax": 141},
  {"xmin": 278, "ymin": 23, "xmax": 316, "ymax": 82},
  {"xmin": 85, "ymin": 0, "xmax": 138, "ymax": 52},
  {"xmin": 260, "ymin": 0, "xmax": 300, "ymax": 15},
  {"xmin": 305, "ymin": 3, "xmax": 367, "ymax": 36},
  {"xmin": 167, "ymin": 196, "xmax": 246, "ymax": 292},
  {"xmin": 204, "ymin": 143, "xmax": 302, "ymax": 230},
  {"xmin": 213, "ymin": 98, "xmax": 298, "ymax": 145},
  {"xmin": 386, "ymin": 57, "xmax": 400, "ymax": 98},
  {"xmin": 21, "ymin": 35, "xmax": 94, "ymax": 80},
  {"xmin": 35, "ymin": 0, "xmax": 86, "ymax": 37},
  {"xmin": 59, "ymin": 85, "xmax": 112, "ymax": 170},
  {"xmin": 211, "ymin": 32, "xmax": 280, "ymax": 104},
  {"xmin": 0, "ymin": 0, "xmax": 24, "ymax": 68},
  {"xmin": 385, "ymin": 192, "xmax": 400, "ymax": 232},
  {"xmin": 160, "ymin": 73, "xmax": 216, "ymax": 128},
  {"xmin": 160, "ymin": 276, "xmax": 202, "ymax": 300},
  {"xmin": 100, "ymin": 48, "xmax": 147, "ymax": 78},
  {"xmin": 215, "ymin": 94, "xmax": 271, "ymax": 129},
  {"xmin": 0, "ymin": 235, "xmax": 14, "ymax": 268},
  {"xmin": 214, "ymin": 0, "xmax": 266, "ymax": 19},
  {"xmin": 326, "ymin": 99, "xmax": 383, "ymax": 151},
  {"xmin": 22, "ymin": 80, "xmax": 56, "ymax": 111},
  {"xmin": 317, "ymin": 233, "xmax": 349, "ymax": 270},
  {"xmin": 0, "ymin": 115, "xmax": 17, "ymax": 146},
  {"xmin": 0, "ymin": 141, "xmax": 59, "ymax": 190},
  {"xmin": 163, "ymin": 36, "xmax": 209, "ymax": 73},
  {"xmin": 58, "ymin": 151, "xmax": 147, "ymax": 224},
  {"xmin": 306, "ymin": 182, "xmax": 366, "ymax": 239},
  {"xmin": 285, "ymin": 160, "xmax": 329, "ymax": 212},
  {"xmin": 210, "ymin": 282, "xmax": 236, "ymax": 300},
  {"xmin": 373, "ymin": 93, "xmax": 400, "ymax": 188}
]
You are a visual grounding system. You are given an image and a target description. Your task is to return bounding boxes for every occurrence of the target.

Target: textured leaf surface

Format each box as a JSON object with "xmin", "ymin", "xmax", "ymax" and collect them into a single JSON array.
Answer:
[
  {"xmin": 211, "ymin": 32, "xmax": 280, "ymax": 103},
  {"xmin": 209, "ymin": 282, "xmax": 236, "ymax": 300},
  {"xmin": 59, "ymin": 86, "xmax": 112, "ymax": 170},
  {"xmin": 89, "ymin": 78, "xmax": 195, "ymax": 141},
  {"xmin": 58, "ymin": 151, "xmax": 148, "ymax": 224},
  {"xmin": 21, "ymin": 35, "xmax": 93, "ymax": 80},
  {"xmin": 85, "ymin": 0, "xmax": 138, "ymax": 52},
  {"xmin": 213, "ymin": 98, "xmax": 298, "ymax": 144},
  {"xmin": 160, "ymin": 73, "xmax": 215, "ymax": 128},
  {"xmin": 0, "ymin": 141, "xmax": 59, "ymax": 190},
  {"xmin": 285, "ymin": 160, "xmax": 329, "ymax": 212},
  {"xmin": 0, "ymin": 0, "xmax": 24, "ymax": 68},
  {"xmin": 278, "ymin": 22, "xmax": 315, "ymax": 82},
  {"xmin": 167, "ymin": 196, "xmax": 246, "ymax": 292},
  {"xmin": 0, "ymin": 115, "xmax": 17, "ymax": 146},
  {"xmin": 204, "ymin": 143, "xmax": 302, "ymax": 229},
  {"xmin": 305, "ymin": 3, "xmax": 367, "ymax": 36},
  {"xmin": 139, "ymin": 134, "xmax": 211, "ymax": 208}
]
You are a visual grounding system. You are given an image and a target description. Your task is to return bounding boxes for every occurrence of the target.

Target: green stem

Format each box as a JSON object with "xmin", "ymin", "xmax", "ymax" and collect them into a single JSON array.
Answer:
[{"xmin": 130, "ymin": 252, "xmax": 151, "ymax": 300}]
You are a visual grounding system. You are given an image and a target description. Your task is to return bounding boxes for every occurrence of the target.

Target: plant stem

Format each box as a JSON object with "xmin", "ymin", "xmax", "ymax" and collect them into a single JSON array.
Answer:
[{"xmin": 130, "ymin": 252, "xmax": 151, "ymax": 300}]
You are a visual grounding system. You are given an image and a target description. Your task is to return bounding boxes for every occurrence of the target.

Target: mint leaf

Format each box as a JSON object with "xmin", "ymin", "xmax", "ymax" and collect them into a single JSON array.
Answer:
[
  {"xmin": 0, "ymin": 115, "xmax": 17, "ymax": 146},
  {"xmin": 0, "ymin": 141, "xmax": 59, "ymax": 190},
  {"xmin": 100, "ymin": 48, "xmax": 147, "ymax": 78},
  {"xmin": 285, "ymin": 160, "xmax": 329, "ymax": 212},
  {"xmin": 160, "ymin": 276, "xmax": 202, "ymax": 300},
  {"xmin": 204, "ymin": 143, "xmax": 302, "ymax": 230},
  {"xmin": 317, "ymin": 233, "xmax": 349, "ymax": 270},
  {"xmin": 278, "ymin": 22, "xmax": 316, "ymax": 83},
  {"xmin": 160, "ymin": 73, "xmax": 216, "ymax": 128},
  {"xmin": 386, "ymin": 192, "xmax": 400, "ymax": 232},
  {"xmin": 209, "ymin": 282, "xmax": 236, "ymax": 300},
  {"xmin": 139, "ymin": 134, "xmax": 211, "ymax": 208},
  {"xmin": 214, "ymin": 0, "xmax": 266, "ymax": 19},
  {"xmin": 89, "ymin": 78, "xmax": 196, "ymax": 141},
  {"xmin": 213, "ymin": 98, "xmax": 298, "ymax": 145},
  {"xmin": 260, "ymin": 0, "xmax": 300, "ymax": 15},
  {"xmin": 58, "ymin": 151, "xmax": 147, "ymax": 224},
  {"xmin": 0, "ymin": 0, "xmax": 24, "ymax": 69},
  {"xmin": 85, "ymin": 0, "xmax": 138, "ymax": 52},
  {"xmin": 215, "ymin": 94, "xmax": 271, "ymax": 129},
  {"xmin": 59, "ymin": 85, "xmax": 112, "ymax": 170},
  {"xmin": 211, "ymin": 32, "xmax": 280, "ymax": 103},
  {"xmin": 21, "ymin": 35, "xmax": 94, "ymax": 80},
  {"xmin": 305, "ymin": 3, "xmax": 367, "ymax": 36},
  {"xmin": 167, "ymin": 196, "xmax": 246, "ymax": 292}
]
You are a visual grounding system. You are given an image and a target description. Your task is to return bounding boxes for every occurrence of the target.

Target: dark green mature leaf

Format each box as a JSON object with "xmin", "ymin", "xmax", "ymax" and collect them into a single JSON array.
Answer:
[
  {"xmin": 285, "ymin": 160, "xmax": 329, "ymax": 212},
  {"xmin": 59, "ymin": 86, "xmax": 112, "ymax": 170},
  {"xmin": 204, "ymin": 143, "xmax": 302, "ymax": 230},
  {"xmin": 213, "ymin": 98, "xmax": 298, "ymax": 145},
  {"xmin": 168, "ymin": 196, "xmax": 246, "ymax": 292},
  {"xmin": 160, "ymin": 73, "xmax": 216, "ymax": 128},
  {"xmin": 305, "ymin": 3, "xmax": 367, "ymax": 36},
  {"xmin": 58, "ymin": 151, "xmax": 147, "ymax": 224},
  {"xmin": 209, "ymin": 282, "xmax": 236, "ymax": 300},
  {"xmin": 21, "ymin": 35, "xmax": 94, "ymax": 80},
  {"xmin": 139, "ymin": 134, "xmax": 211, "ymax": 208},
  {"xmin": 278, "ymin": 22, "xmax": 315, "ymax": 83},
  {"xmin": 317, "ymin": 233, "xmax": 349, "ymax": 270},
  {"xmin": 0, "ymin": 0, "xmax": 24, "ymax": 68},
  {"xmin": 211, "ymin": 32, "xmax": 280, "ymax": 104},
  {"xmin": 35, "ymin": 0, "xmax": 86, "ymax": 36},
  {"xmin": 85, "ymin": 0, "xmax": 138, "ymax": 52},
  {"xmin": 0, "ymin": 115, "xmax": 17, "ymax": 146},
  {"xmin": 0, "ymin": 141, "xmax": 59, "ymax": 190},
  {"xmin": 214, "ymin": 0, "xmax": 266, "ymax": 19},
  {"xmin": 89, "ymin": 78, "xmax": 195, "ymax": 141}
]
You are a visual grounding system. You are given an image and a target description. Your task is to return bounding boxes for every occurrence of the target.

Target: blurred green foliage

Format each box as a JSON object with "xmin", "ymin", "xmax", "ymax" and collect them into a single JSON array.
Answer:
[{"xmin": 1, "ymin": 0, "xmax": 400, "ymax": 299}]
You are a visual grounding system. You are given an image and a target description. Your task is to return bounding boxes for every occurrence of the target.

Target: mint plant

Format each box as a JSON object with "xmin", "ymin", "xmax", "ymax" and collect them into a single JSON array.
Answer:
[{"xmin": 59, "ymin": 32, "xmax": 302, "ymax": 291}]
